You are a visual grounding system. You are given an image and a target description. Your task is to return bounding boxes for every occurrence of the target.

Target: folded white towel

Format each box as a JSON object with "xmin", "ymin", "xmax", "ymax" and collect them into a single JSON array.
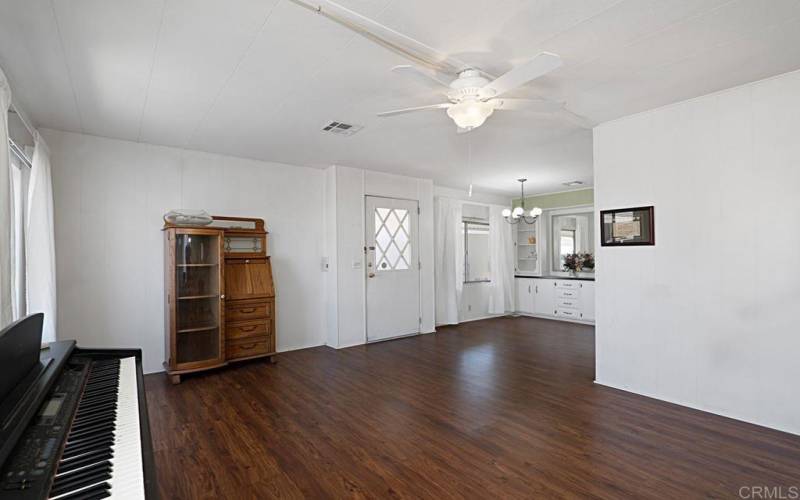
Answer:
[{"xmin": 163, "ymin": 209, "xmax": 213, "ymax": 226}]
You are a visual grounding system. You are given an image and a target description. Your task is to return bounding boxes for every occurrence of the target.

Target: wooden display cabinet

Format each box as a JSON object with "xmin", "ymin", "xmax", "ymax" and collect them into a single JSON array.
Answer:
[{"xmin": 164, "ymin": 216, "xmax": 275, "ymax": 383}]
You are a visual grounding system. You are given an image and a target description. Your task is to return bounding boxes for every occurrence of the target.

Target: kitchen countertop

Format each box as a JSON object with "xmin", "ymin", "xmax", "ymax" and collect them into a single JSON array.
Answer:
[{"xmin": 514, "ymin": 274, "xmax": 595, "ymax": 281}]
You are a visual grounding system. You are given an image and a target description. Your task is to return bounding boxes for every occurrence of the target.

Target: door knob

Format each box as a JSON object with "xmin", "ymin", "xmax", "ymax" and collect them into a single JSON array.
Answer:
[{"xmin": 368, "ymin": 272, "xmax": 376, "ymax": 278}]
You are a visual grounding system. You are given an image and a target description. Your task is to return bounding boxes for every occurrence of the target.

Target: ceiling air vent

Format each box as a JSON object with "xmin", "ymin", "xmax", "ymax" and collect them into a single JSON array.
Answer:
[{"xmin": 321, "ymin": 121, "xmax": 363, "ymax": 137}]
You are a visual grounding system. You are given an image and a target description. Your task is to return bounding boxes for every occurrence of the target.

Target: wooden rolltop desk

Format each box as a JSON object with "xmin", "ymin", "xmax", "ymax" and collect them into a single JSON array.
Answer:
[{"xmin": 163, "ymin": 216, "xmax": 276, "ymax": 383}]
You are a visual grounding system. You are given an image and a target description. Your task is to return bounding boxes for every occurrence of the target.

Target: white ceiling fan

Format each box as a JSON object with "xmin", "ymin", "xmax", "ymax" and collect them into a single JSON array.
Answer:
[
  {"xmin": 289, "ymin": 0, "xmax": 592, "ymax": 132},
  {"xmin": 379, "ymin": 54, "xmax": 565, "ymax": 131}
]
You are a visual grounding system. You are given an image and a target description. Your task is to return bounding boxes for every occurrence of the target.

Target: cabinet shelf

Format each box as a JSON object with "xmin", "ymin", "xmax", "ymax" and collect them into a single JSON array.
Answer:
[
  {"xmin": 177, "ymin": 324, "xmax": 219, "ymax": 334},
  {"xmin": 177, "ymin": 294, "xmax": 219, "ymax": 300},
  {"xmin": 176, "ymin": 263, "xmax": 218, "ymax": 268}
]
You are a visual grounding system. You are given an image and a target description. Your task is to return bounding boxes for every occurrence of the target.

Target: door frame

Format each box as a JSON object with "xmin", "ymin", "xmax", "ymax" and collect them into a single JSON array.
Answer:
[{"xmin": 364, "ymin": 195, "xmax": 422, "ymax": 343}]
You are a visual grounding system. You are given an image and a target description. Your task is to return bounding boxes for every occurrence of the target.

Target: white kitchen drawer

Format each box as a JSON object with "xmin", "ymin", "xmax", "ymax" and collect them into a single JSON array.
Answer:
[
  {"xmin": 557, "ymin": 288, "xmax": 579, "ymax": 299},
  {"xmin": 556, "ymin": 280, "xmax": 579, "ymax": 289},
  {"xmin": 557, "ymin": 298, "xmax": 580, "ymax": 309},
  {"xmin": 556, "ymin": 308, "xmax": 579, "ymax": 319}
]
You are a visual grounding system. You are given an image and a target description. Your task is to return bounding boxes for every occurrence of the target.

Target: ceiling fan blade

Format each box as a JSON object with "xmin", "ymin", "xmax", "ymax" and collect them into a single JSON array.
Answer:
[
  {"xmin": 479, "ymin": 52, "xmax": 563, "ymax": 99},
  {"xmin": 490, "ymin": 98, "xmax": 565, "ymax": 112},
  {"xmin": 392, "ymin": 65, "xmax": 451, "ymax": 91},
  {"xmin": 289, "ymin": 0, "xmax": 468, "ymax": 74},
  {"xmin": 377, "ymin": 103, "xmax": 452, "ymax": 117}
]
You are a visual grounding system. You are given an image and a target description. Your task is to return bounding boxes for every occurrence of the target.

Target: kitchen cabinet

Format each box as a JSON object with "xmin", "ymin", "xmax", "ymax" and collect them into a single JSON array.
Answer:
[{"xmin": 515, "ymin": 277, "xmax": 594, "ymax": 324}]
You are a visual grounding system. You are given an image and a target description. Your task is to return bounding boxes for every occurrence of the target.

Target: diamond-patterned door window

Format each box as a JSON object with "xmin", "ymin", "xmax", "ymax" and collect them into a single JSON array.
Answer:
[{"xmin": 374, "ymin": 208, "xmax": 410, "ymax": 271}]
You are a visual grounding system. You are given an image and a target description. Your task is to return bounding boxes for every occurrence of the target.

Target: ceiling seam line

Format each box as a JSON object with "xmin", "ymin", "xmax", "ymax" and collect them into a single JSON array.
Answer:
[
  {"xmin": 264, "ymin": 0, "xmax": 398, "ymax": 121},
  {"xmin": 572, "ymin": 7, "xmax": 800, "ymax": 99},
  {"xmin": 136, "ymin": 0, "xmax": 168, "ymax": 143},
  {"xmin": 563, "ymin": 0, "xmax": 739, "ymax": 75},
  {"xmin": 49, "ymin": 0, "xmax": 86, "ymax": 134},
  {"xmin": 182, "ymin": 0, "xmax": 283, "ymax": 149}
]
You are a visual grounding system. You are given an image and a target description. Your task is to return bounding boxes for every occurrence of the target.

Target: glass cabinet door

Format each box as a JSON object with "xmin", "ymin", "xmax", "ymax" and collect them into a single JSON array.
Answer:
[{"xmin": 174, "ymin": 232, "xmax": 222, "ymax": 366}]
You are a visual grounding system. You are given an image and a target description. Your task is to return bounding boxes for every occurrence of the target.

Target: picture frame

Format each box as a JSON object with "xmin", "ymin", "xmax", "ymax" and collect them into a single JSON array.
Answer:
[{"xmin": 600, "ymin": 206, "xmax": 654, "ymax": 246}]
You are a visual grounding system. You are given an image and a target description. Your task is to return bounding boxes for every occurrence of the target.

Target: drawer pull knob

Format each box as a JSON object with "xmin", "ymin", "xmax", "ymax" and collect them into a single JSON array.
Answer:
[
  {"xmin": 240, "ymin": 325, "xmax": 257, "ymax": 332},
  {"xmin": 240, "ymin": 343, "xmax": 257, "ymax": 350},
  {"xmin": 240, "ymin": 308, "xmax": 257, "ymax": 313}
]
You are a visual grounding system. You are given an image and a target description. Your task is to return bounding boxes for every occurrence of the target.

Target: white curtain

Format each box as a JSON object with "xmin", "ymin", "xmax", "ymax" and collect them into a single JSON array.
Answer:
[
  {"xmin": 26, "ymin": 131, "xmax": 57, "ymax": 342},
  {"xmin": 575, "ymin": 215, "xmax": 590, "ymax": 253},
  {"xmin": 434, "ymin": 197, "xmax": 463, "ymax": 325},
  {"xmin": 0, "ymin": 67, "xmax": 13, "ymax": 327},
  {"xmin": 488, "ymin": 205, "xmax": 515, "ymax": 314}
]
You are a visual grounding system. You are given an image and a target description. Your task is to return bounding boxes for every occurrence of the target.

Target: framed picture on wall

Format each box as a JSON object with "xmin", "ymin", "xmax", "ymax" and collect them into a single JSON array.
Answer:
[{"xmin": 600, "ymin": 206, "xmax": 654, "ymax": 246}]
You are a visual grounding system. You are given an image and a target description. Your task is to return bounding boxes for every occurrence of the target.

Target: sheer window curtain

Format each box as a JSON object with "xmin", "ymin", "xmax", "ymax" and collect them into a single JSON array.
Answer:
[
  {"xmin": 26, "ymin": 131, "xmax": 57, "ymax": 342},
  {"xmin": 488, "ymin": 205, "xmax": 515, "ymax": 314},
  {"xmin": 434, "ymin": 197, "xmax": 463, "ymax": 325},
  {"xmin": 0, "ymin": 67, "xmax": 13, "ymax": 327}
]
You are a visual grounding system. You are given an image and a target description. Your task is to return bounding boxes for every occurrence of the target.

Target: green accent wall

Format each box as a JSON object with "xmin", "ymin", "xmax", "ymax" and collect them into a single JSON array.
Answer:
[{"xmin": 513, "ymin": 188, "xmax": 593, "ymax": 210}]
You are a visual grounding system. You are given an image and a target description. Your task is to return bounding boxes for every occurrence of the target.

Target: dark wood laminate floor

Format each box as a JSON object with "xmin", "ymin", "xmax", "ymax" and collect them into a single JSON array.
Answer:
[{"xmin": 145, "ymin": 317, "xmax": 800, "ymax": 499}]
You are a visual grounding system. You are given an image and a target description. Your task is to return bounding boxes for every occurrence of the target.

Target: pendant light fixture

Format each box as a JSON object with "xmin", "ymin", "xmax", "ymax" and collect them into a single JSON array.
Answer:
[{"xmin": 502, "ymin": 179, "xmax": 542, "ymax": 224}]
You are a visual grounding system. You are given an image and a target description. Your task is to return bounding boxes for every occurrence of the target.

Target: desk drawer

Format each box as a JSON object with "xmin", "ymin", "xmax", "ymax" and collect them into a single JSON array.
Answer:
[
  {"xmin": 226, "ymin": 300, "xmax": 271, "ymax": 322},
  {"xmin": 226, "ymin": 336, "xmax": 269, "ymax": 360},
  {"xmin": 226, "ymin": 319, "xmax": 270, "ymax": 340},
  {"xmin": 556, "ymin": 280, "xmax": 579, "ymax": 289}
]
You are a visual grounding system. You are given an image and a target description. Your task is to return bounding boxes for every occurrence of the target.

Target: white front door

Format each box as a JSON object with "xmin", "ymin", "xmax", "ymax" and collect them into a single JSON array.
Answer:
[{"xmin": 365, "ymin": 196, "xmax": 420, "ymax": 342}]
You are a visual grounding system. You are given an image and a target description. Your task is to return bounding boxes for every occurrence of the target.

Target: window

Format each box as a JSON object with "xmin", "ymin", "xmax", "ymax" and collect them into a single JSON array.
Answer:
[
  {"xmin": 463, "ymin": 220, "xmax": 490, "ymax": 283},
  {"xmin": 374, "ymin": 207, "xmax": 411, "ymax": 271},
  {"xmin": 8, "ymin": 136, "xmax": 31, "ymax": 320}
]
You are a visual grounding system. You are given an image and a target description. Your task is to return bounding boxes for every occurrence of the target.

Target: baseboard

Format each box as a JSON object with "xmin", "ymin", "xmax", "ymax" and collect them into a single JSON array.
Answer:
[
  {"xmin": 434, "ymin": 313, "xmax": 507, "ymax": 328},
  {"xmin": 143, "ymin": 341, "xmax": 327, "ymax": 375},
  {"xmin": 514, "ymin": 311, "xmax": 594, "ymax": 326},
  {"xmin": 594, "ymin": 379, "xmax": 799, "ymax": 437}
]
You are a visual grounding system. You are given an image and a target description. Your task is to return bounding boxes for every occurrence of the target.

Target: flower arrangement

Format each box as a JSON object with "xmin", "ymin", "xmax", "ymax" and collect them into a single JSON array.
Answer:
[{"xmin": 563, "ymin": 253, "xmax": 594, "ymax": 273}]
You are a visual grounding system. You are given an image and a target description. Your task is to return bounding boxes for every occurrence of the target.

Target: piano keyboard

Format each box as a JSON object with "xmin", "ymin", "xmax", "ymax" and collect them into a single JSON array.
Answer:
[{"xmin": 48, "ymin": 357, "xmax": 145, "ymax": 500}]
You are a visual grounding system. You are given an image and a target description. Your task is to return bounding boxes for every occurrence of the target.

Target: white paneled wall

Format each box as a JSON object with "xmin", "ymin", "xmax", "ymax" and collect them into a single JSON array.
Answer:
[
  {"xmin": 594, "ymin": 69, "xmax": 800, "ymax": 435},
  {"xmin": 45, "ymin": 129, "xmax": 326, "ymax": 373}
]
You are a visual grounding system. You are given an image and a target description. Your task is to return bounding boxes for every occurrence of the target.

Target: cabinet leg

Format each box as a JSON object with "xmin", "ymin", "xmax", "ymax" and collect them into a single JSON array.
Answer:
[
  {"xmin": 268, "ymin": 355, "xmax": 277, "ymax": 364},
  {"xmin": 169, "ymin": 374, "xmax": 181, "ymax": 384}
]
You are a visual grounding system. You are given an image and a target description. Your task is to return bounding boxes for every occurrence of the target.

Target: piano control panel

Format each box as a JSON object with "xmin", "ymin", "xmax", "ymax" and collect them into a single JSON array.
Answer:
[{"xmin": 1, "ymin": 360, "xmax": 89, "ymax": 495}]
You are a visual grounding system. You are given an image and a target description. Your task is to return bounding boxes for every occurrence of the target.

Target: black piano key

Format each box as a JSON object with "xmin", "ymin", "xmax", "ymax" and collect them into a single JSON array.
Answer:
[
  {"xmin": 49, "ymin": 464, "xmax": 112, "ymax": 497},
  {"xmin": 61, "ymin": 434, "xmax": 114, "ymax": 460},
  {"xmin": 75, "ymin": 403, "xmax": 117, "ymax": 418},
  {"xmin": 67, "ymin": 422, "xmax": 115, "ymax": 441},
  {"xmin": 75, "ymin": 404, "xmax": 117, "ymax": 418},
  {"xmin": 70, "ymin": 411, "xmax": 117, "ymax": 429},
  {"xmin": 54, "ymin": 482, "xmax": 112, "ymax": 500},
  {"xmin": 57, "ymin": 450, "xmax": 113, "ymax": 475},
  {"xmin": 69, "ymin": 419, "xmax": 116, "ymax": 436}
]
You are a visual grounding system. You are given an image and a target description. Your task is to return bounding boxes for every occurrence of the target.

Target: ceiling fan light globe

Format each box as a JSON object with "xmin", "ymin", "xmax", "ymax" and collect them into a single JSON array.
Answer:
[
  {"xmin": 446, "ymin": 101, "xmax": 494, "ymax": 129},
  {"xmin": 501, "ymin": 208, "xmax": 512, "ymax": 218}
]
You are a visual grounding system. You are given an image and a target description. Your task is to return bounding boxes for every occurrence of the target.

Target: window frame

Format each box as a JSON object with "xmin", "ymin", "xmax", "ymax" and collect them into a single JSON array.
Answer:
[{"xmin": 463, "ymin": 219, "xmax": 491, "ymax": 284}]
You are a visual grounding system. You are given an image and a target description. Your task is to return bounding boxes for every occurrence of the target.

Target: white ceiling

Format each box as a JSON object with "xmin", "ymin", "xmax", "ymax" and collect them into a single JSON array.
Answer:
[{"xmin": 2, "ymin": 0, "xmax": 800, "ymax": 196}]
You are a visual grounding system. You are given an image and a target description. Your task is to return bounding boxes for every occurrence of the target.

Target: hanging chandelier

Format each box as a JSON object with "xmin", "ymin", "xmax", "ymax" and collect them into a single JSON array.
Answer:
[{"xmin": 502, "ymin": 178, "xmax": 543, "ymax": 224}]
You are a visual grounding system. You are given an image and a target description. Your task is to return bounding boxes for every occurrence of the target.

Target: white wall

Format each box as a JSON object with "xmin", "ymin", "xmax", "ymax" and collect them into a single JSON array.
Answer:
[
  {"xmin": 45, "ymin": 129, "xmax": 326, "ymax": 374},
  {"xmin": 594, "ymin": 69, "xmax": 800, "ymax": 435},
  {"xmin": 325, "ymin": 166, "xmax": 435, "ymax": 348}
]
